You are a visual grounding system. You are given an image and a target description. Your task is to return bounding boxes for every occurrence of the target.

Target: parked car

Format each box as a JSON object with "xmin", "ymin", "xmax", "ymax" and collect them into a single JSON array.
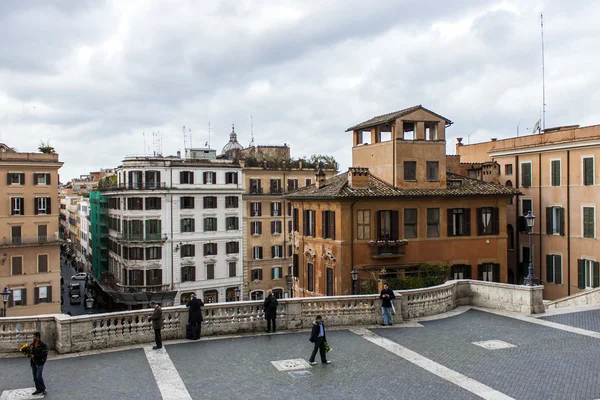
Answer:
[
  {"xmin": 71, "ymin": 273, "xmax": 87, "ymax": 280},
  {"xmin": 68, "ymin": 282, "xmax": 81, "ymax": 294},
  {"xmin": 70, "ymin": 294, "xmax": 81, "ymax": 305}
]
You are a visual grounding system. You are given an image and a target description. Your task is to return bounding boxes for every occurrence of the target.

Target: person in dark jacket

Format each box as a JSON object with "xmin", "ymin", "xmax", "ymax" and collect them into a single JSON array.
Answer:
[
  {"xmin": 149, "ymin": 301, "xmax": 163, "ymax": 349},
  {"xmin": 380, "ymin": 283, "xmax": 396, "ymax": 326},
  {"xmin": 308, "ymin": 315, "xmax": 331, "ymax": 365},
  {"xmin": 30, "ymin": 331, "xmax": 48, "ymax": 395},
  {"xmin": 263, "ymin": 290, "xmax": 279, "ymax": 333},
  {"xmin": 186, "ymin": 293, "xmax": 204, "ymax": 340}
]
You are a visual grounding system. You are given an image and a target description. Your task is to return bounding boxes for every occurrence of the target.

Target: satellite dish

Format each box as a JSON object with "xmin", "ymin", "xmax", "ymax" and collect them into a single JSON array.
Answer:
[{"xmin": 533, "ymin": 120, "xmax": 540, "ymax": 134}]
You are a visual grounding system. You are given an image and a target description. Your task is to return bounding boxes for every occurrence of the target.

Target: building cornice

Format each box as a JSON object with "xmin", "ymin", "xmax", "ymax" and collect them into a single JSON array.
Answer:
[{"xmin": 489, "ymin": 139, "xmax": 600, "ymax": 157}]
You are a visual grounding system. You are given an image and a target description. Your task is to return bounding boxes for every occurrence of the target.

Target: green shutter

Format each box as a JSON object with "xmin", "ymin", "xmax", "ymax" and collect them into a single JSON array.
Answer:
[
  {"xmin": 594, "ymin": 262, "xmax": 600, "ymax": 288},
  {"xmin": 584, "ymin": 158, "xmax": 594, "ymax": 186},
  {"xmin": 555, "ymin": 256, "xmax": 562, "ymax": 285},
  {"xmin": 522, "ymin": 163, "xmax": 531, "ymax": 187},
  {"xmin": 546, "ymin": 254, "xmax": 554, "ymax": 283},
  {"xmin": 578, "ymin": 259, "xmax": 586, "ymax": 289},
  {"xmin": 546, "ymin": 207, "xmax": 553, "ymax": 235},
  {"xmin": 551, "ymin": 160, "xmax": 560, "ymax": 186},
  {"xmin": 559, "ymin": 208, "xmax": 565, "ymax": 236}
]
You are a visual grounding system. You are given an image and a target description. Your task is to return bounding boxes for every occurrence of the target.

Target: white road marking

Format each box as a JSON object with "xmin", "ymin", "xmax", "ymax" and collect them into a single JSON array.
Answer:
[
  {"xmin": 143, "ymin": 347, "xmax": 192, "ymax": 400},
  {"xmin": 351, "ymin": 328, "xmax": 514, "ymax": 400},
  {"xmin": 0, "ymin": 388, "xmax": 45, "ymax": 400},
  {"xmin": 472, "ymin": 340, "xmax": 517, "ymax": 350}
]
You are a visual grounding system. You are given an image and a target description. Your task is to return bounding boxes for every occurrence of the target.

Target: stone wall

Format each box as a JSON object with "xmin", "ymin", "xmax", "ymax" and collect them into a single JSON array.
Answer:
[{"xmin": 544, "ymin": 287, "xmax": 600, "ymax": 310}]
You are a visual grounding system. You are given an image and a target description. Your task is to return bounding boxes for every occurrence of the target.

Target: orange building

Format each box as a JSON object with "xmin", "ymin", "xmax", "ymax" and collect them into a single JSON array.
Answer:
[{"xmin": 286, "ymin": 106, "xmax": 517, "ymax": 296}]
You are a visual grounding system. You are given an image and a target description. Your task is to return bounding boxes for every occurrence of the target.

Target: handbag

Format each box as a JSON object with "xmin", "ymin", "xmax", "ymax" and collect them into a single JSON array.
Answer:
[{"xmin": 391, "ymin": 302, "xmax": 396, "ymax": 315}]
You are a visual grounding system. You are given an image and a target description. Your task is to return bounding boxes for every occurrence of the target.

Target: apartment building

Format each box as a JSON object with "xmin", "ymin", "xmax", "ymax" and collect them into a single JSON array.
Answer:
[
  {"xmin": 97, "ymin": 149, "xmax": 243, "ymax": 306},
  {"xmin": 457, "ymin": 124, "xmax": 600, "ymax": 299},
  {"xmin": 286, "ymin": 106, "xmax": 517, "ymax": 296},
  {"xmin": 0, "ymin": 145, "xmax": 63, "ymax": 316}
]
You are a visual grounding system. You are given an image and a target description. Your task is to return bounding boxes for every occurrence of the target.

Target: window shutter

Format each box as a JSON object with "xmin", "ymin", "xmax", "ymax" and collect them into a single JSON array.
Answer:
[
  {"xmin": 47, "ymin": 197, "xmax": 51, "ymax": 214},
  {"xmin": 463, "ymin": 208, "xmax": 471, "ymax": 236},
  {"xmin": 203, "ymin": 172, "xmax": 207, "ymax": 184},
  {"xmin": 34, "ymin": 198, "xmax": 39, "ymax": 215},
  {"xmin": 259, "ymin": 247, "xmax": 263, "ymax": 259},
  {"xmin": 303, "ymin": 210, "xmax": 308, "ymax": 236},
  {"xmin": 46, "ymin": 174, "xmax": 51, "ymax": 185},
  {"xmin": 34, "ymin": 287, "xmax": 40, "ymax": 304},
  {"xmin": 492, "ymin": 208, "xmax": 500, "ymax": 235},
  {"xmin": 48, "ymin": 286, "xmax": 52, "ymax": 303},
  {"xmin": 559, "ymin": 208, "xmax": 565, "ymax": 236},
  {"xmin": 271, "ymin": 203, "xmax": 275, "ymax": 216},
  {"xmin": 329, "ymin": 211, "xmax": 336, "ymax": 240},
  {"xmin": 180, "ymin": 171, "xmax": 184, "ymax": 183},
  {"xmin": 271, "ymin": 267, "xmax": 275, "ymax": 280},
  {"xmin": 212, "ymin": 172, "xmax": 216, "ymax": 183},
  {"xmin": 493, "ymin": 264, "xmax": 500, "ymax": 283},
  {"xmin": 447, "ymin": 209, "xmax": 454, "ymax": 237},
  {"xmin": 390, "ymin": 210, "xmax": 399, "ymax": 240},
  {"xmin": 190, "ymin": 172, "xmax": 194, "ymax": 184},
  {"xmin": 546, "ymin": 207, "xmax": 553, "ymax": 235},
  {"xmin": 555, "ymin": 256, "xmax": 562, "ymax": 285},
  {"xmin": 578, "ymin": 259, "xmax": 585, "ymax": 289},
  {"xmin": 258, "ymin": 202, "xmax": 262, "ymax": 216},
  {"xmin": 6, "ymin": 173, "xmax": 10, "ymax": 185},
  {"xmin": 594, "ymin": 262, "xmax": 600, "ymax": 288},
  {"xmin": 271, "ymin": 221, "xmax": 276, "ymax": 234},
  {"xmin": 546, "ymin": 254, "xmax": 554, "ymax": 283},
  {"xmin": 258, "ymin": 222, "xmax": 262, "ymax": 234},
  {"xmin": 464, "ymin": 265, "xmax": 472, "ymax": 279},
  {"xmin": 34, "ymin": 174, "xmax": 38, "ymax": 185},
  {"xmin": 20, "ymin": 173, "xmax": 25, "ymax": 185},
  {"xmin": 477, "ymin": 264, "xmax": 483, "ymax": 280},
  {"xmin": 8, "ymin": 291, "xmax": 13, "ymax": 307},
  {"xmin": 376, "ymin": 211, "xmax": 382, "ymax": 239},
  {"xmin": 251, "ymin": 223, "xmax": 256, "ymax": 235},
  {"xmin": 518, "ymin": 216, "xmax": 527, "ymax": 233},
  {"xmin": 585, "ymin": 158, "xmax": 594, "ymax": 185},
  {"xmin": 476, "ymin": 208, "xmax": 483, "ymax": 236},
  {"xmin": 322, "ymin": 211, "xmax": 327, "ymax": 238},
  {"xmin": 522, "ymin": 164, "xmax": 531, "ymax": 187}
]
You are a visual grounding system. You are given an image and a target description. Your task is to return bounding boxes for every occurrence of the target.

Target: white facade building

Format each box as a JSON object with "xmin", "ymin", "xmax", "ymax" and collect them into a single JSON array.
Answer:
[
  {"xmin": 101, "ymin": 150, "xmax": 243, "ymax": 305},
  {"xmin": 78, "ymin": 197, "xmax": 91, "ymax": 269}
]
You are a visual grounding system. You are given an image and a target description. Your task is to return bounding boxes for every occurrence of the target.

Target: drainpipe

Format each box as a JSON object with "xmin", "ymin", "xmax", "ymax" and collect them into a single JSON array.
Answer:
[
  {"xmin": 567, "ymin": 150, "xmax": 571, "ymax": 295},
  {"xmin": 539, "ymin": 153, "xmax": 543, "ymax": 285},
  {"xmin": 515, "ymin": 155, "xmax": 520, "ymax": 281},
  {"xmin": 170, "ymin": 165, "xmax": 174, "ymax": 294},
  {"xmin": 350, "ymin": 200, "xmax": 358, "ymax": 294}
]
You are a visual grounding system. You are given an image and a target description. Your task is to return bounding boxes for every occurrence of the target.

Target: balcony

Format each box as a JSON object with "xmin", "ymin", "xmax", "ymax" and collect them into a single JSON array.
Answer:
[
  {"xmin": 115, "ymin": 232, "xmax": 167, "ymax": 242},
  {"xmin": 117, "ymin": 284, "xmax": 171, "ymax": 293},
  {"xmin": 249, "ymin": 187, "xmax": 264, "ymax": 194},
  {"xmin": 0, "ymin": 233, "xmax": 62, "ymax": 248},
  {"xmin": 270, "ymin": 188, "xmax": 283, "ymax": 195},
  {"xmin": 368, "ymin": 239, "xmax": 408, "ymax": 258},
  {"xmin": 99, "ymin": 182, "xmax": 168, "ymax": 191}
]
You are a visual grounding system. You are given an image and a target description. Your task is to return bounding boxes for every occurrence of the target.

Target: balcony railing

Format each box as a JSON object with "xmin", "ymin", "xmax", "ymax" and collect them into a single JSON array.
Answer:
[
  {"xmin": 1, "ymin": 233, "xmax": 62, "ymax": 247},
  {"xmin": 249, "ymin": 187, "xmax": 264, "ymax": 194},
  {"xmin": 115, "ymin": 232, "xmax": 166, "ymax": 242},
  {"xmin": 116, "ymin": 284, "xmax": 171, "ymax": 293},
  {"xmin": 99, "ymin": 182, "xmax": 168, "ymax": 191},
  {"xmin": 368, "ymin": 239, "xmax": 408, "ymax": 258},
  {"xmin": 270, "ymin": 188, "xmax": 283, "ymax": 194}
]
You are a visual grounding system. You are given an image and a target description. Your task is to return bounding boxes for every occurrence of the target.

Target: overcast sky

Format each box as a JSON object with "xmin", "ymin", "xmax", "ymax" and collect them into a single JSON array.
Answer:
[{"xmin": 1, "ymin": 0, "xmax": 599, "ymax": 181}]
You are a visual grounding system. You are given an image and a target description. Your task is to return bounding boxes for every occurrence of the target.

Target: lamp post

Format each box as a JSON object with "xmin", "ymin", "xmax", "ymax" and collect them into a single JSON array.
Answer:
[
  {"xmin": 351, "ymin": 267, "xmax": 358, "ymax": 295},
  {"xmin": 85, "ymin": 297, "xmax": 94, "ymax": 314},
  {"xmin": 1, "ymin": 287, "xmax": 12, "ymax": 317},
  {"xmin": 523, "ymin": 211, "xmax": 538, "ymax": 286},
  {"xmin": 286, "ymin": 274, "xmax": 293, "ymax": 298},
  {"xmin": 234, "ymin": 287, "xmax": 241, "ymax": 301}
]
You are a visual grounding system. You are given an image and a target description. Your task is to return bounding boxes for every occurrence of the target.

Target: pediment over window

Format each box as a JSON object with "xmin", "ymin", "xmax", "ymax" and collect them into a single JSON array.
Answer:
[
  {"xmin": 322, "ymin": 251, "xmax": 337, "ymax": 265},
  {"xmin": 181, "ymin": 259, "xmax": 195, "ymax": 267},
  {"xmin": 204, "ymin": 257, "xmax": 217, "ymax": 264},
  {"xmin": 304, "ymin": 248, "xmax": 316, "ymax": 263}
]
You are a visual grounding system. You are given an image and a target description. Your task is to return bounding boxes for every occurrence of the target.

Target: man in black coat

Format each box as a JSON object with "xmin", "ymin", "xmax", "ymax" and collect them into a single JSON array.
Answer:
[
  {"xmin": 263, "ymin": 290, "xmax": 278, "ymax": 333},
  {"xmin": 186, "ymin": 293, "xmax": 204, "ymax": 340},
  {"xmin": 149, "ymin": 301, "xmax": 163, "ymax": 349},
  {"xmin": 308, "ymin": 315, "xmax": 331, "ymax": 365},
  {"xmin": 380, "ymin": 283, "xmax": 396, "ymax": 326},
  {"xmin": 30, "ymin": 331, "xmax": 48, "ymax": 395}
]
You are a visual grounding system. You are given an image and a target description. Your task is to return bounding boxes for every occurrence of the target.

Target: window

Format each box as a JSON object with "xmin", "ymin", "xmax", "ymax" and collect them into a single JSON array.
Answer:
[
  {"xmin": 303, "ymin": 210, "xmax": 316, "ymax": 237},
  {"xmin": 250, "ymin": 291, "xmax": 264, "ymax": 300},
  {"xmin": 425, "ymin": 122, "xmax": 437, "ymax": 141},
  {"xmin": 146, "ymin": 247, "xmax": 162, "ymax": 260},
  {"xmin": 272, "ymin": 245, "xmax": 283, "ymax": 258},
  {"xmin": 127, "ymin": 247, "xmax": 144, "ymax": 260},
  {"xmin": 293, "ymin": 208, "xmax": 299, "ymax": 231},
  {"xmin": 478, "ymin": 263, "xmax": 500, "ymax": 282},
  {"xmin": 287, "ymin": 203, "xmax": 292, "ymax": 216},
  {"xmin": 35, "ymin": 286, "xmax": 51, "ymax": 304},
  {"xmin": 38, "ymin": 225, "xmax": 47, "ymax": 242},
  {"xmin": 447, "ymin": 208, "xmax": 471, "ymax": 236},
  {"xmin": 287, "ymin": 179, "xmax": 298, "ymax": 191},
  {"xmin": 9, "ymin": 288, "xmax": 26, "ymax": 307},
  {"xmin": 203, "ymin": 196, "xmax": 217, "ymax": 209},
  {"xmin": 404, "ymin": 208, "xmax": 417, "ymax": 238},
  {"xmin": 145, "ymin": 171, "xmax": 161, "ymax": 189},
  {"xmin": 326, "ymin": 268, "xmax": 333, "ymax": 296},
  {"xmin": 204, "ymin": 217, "xmax": 217, "ymax": 232},
  {"xmin": 253, "ymin": 246, "xmax": 263, "ymax": 260},
  {"xmin": 507, "ymin": 225, "xmax": 514, "ymax": 250},
  {"xmin": 521, "ymin": 162, "xmax": 532, "ymax": 188},
  {"xmin": 181, "ymin": 266, "xmax": 196, "ymax": 282},
  {"xmin": 270, "ymin": 179, "xmax": 282, "ymax": 194},
  {"xmin": 225, "ymin": 172, "xmax": 238, "ymax": 184},
  {"xmin": 578, "ymin": 259, "xmax": 600, "ymax": 289},
  {"xmin": 226, "ymin": 241, "xmax": 239, "ymax": 254},
  {"xmin": 34, "ymin": 173, "xmax": 50, "ymax": 185},
  {"xmin": 271, "ymin": 202, "xmax": 281, "ymax": 216},
  {"xmin": 426, "ymin": 161, "xmax": 439, "ymax": 181},
  {"xmin": 451, "ymin": 264, "xmax": 472, "ymax": 280},
  {"xmin": 180, "ymin": 171, "xmax": 194, "ymax": 184},
  {"xmin": 181, "ymin": 244, "xmax": 195, "ymax": 257},
  {"xmin": 126, "ymin": 197, "xmax": 143, "ymax": 210},
  {"xmin": 145, "ymin": 219, "xmax": 161, "ymax": 239},
  {"xmin": 305, "ymin": 178, "xmax": 312, "ymax": 186},
  {"xmin": 11, "ymin": 197, "xmax": 24, "ymax": 215},
  {"xmin": 229, "ymin": 262, "xmax": 237, "ymax": 277},
  {"xmin": 181, "ymin": 196, "xmax": 195, "ymax": 209},
  {"xmin": 357, "ymin": 210, "xmax": 370, "ymax": 240},
  {"xmin": 8, "ymin": 172, "xmax": 24, "ymax": 185},
  {"xmin": 12, "ymin": 256, "xmax": 22, "ymax": 275},
  {"xmin": 477, "ymin": 207, "xmax": 499, "ymax": 235},
  {"xmin": 225, "ymin": 196, "xmax": 238, "ymax": 208},
  {"xmin": 403, "ymin": 121, "xmax": 415, "ymax": 140},
  {"xmin": 250, "ymin": 202, "xmax": 262, "ymax": 217},
  {"xmin": 271, "ymin": 221, "xmax": 282, "ymax": 234},
  {"xmin": 38, "ymin": 254, "xmax": 48, "ymax": 273},
  {"xmin": 206, "ymin": 264, "xmax": 215, "ymax": 280},
  {"xmin": 128, "ymin": 269, "xmax": 144, "ymax": 285},
  {"xmin": 584, "ymin": 157, "xmax": 594, "ymax": 186},
  {"xmin": 226, "ymin": 216, "xmax": 239, "ymax": 231},
  {"xmin": 145, "ymin": 197, "xmax": 161, "ymax": 210},
  {"xmin": 546, "ymin": 207, "xmax": 565, "ymax": 235},
  {"xmin": 546, "ymin": 254, "xmax": 562, "ymax": 284},
  {"xmin": 251, "ymin": 268, "xmax": 263, "ymax": 281},
  {"xmin": 250, "ymin": 179, "xmax": 262, "ymax": 194},
  {"xmin": 251, "ymin": 221, "xmax": 262, "ymax": 235},
  {"xmin": 288, "ymin": 220, "xmax": 293, "ymax": 234},
  {"xmin": 583, "ymin": 207, "xmax": 595, "ymax": 238},
  {"xmin": 181, "ymin": 218, "xmax": 195, "ymax": 233},
  {"xmin": 322, "ymin": 211, "xmax": 336, "ymax": 239},
  {"xmin": 505, "ymin": 164, "xmax": 513, "ymax": 175},
  {"xmin": 272, "ymin": 266, "xmax": 283, "ymax": 279},
  {"xmin": 288, "ymin": 244, "xmax": 293, "ymax": 257},
  {"xmin": 404, "ymin": 161, "xmax": 416, "ymax": 181},
  {"xmin": 307, "ymin": 263, "xmax": 314, "ymax": 292},
  {"xmin": 204, "ymin": 243, "xmax": 217, "ymax": 256},
  {"xmin": 35, "ymin": 197, "xmax": 51, "ymax": 215},
  {"xmin": 203, "ymin": 171, "xmax": 217, "ymax": 184},
  {"xmin": 426, "ymin": 208, "xmax": 440, "ymax": 238},
  {"xmin": 551, "ymin": 160, "xmax": 561, "ymax": 186}
]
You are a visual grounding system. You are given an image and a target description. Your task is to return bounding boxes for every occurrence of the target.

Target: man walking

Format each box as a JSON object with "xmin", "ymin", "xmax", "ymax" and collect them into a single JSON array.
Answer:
[
  {"xmin": 185, "ymin": 293, "xmax": 203, "ymax": 340},
  {"xmin": 380, "ymin": 283, "xmax": 396, "ymax": 326},
  {"xmin": 263, "ymin": 290, "xmax": 278, "ymax": 333},
  {"xmin": 149, "ymin": 301, "xmax": 163, "ymax": 349},
  {"xmin": 30, "ymin": 331, "xmax": 48, "ymax": 396},
  {"xmin": 308, "ymin": 315, "xmax": 331, "ymax": 365}
]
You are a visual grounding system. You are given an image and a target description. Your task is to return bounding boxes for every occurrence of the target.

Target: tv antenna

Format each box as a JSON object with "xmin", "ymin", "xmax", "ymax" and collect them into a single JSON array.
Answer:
[
  {"xmin": 208, "ymin": 122, "xmax": 211, "ymax": 149},
  {"xmin": 249, "ymin": 115, "xmax": 255, "ymax": 147},
  {"xmin": 183, "ymin": 125, "xmax": 187, "ymax": 149}
]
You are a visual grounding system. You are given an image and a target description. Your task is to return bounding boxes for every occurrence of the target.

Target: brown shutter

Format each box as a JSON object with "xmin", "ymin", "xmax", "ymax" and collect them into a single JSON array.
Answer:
[
  {"xmin": 464, "ymin": 208, "xmax": 471, "ymax": 236},
  {"xmin": 203, "ymin": 172, "xmax": 207, "ymax": 184},
  {"xmin": 322, "ymin": 211, "xmax": 327, "ymax": 238},
  {"xmin": 546, "ymin": 254, "xmax": 553, "ymax": 283},
  {"xmin": 271, "ymin": 203, "xmax": 275, "ymax": 216},
  {"xmin": 34, "ymin": 287, "xmax": 40, "ymax": 304},
  {"xmin": 303, "ymin": 210, "xmax": 308, "ymax": 236},
  {"xmin": 329, "ymin": 211, "xmax": 336, "ymax": 240},
  {"xmin": 47, "ymin": 197, "xmax": 51, "ymax": 214},
  {"xmin": 212, "ymin": 172, "xmax": 216, "ymax": 183},
  {"xmin": 6, "ymin": 173, "xmax": 10, "ymax": 185},
  {"xmin": 492, "ymin": 208, "xmax": 500, "ymax": 235},
  {"xmin": 493, "ymin": 264, "xmax": 500, "ymax": 282},
  {"xmin": 476, "ymin": 208, "xmax": 483, "ymax": 235},
  {"xmin": 20, "ymin": 173, "xmax": 24, "ymax": 184},
  {"xmin": 578, "ymin": 259, "xmax": 585, "ymax": 289},
  {"xmin": 559, "ymin": 208, "xmax": 565, "ymax": 236},
  {"xmin": 251, "ymin": 223, "xmax": 256, "ymax": 235},
  {"xmin": 464, "ymin": 265, "xmax": 472, "ymax": 279},
  {"xmin": 447, "ymin": 209, "xmax": 454, "ymax": 237},
  {"xmin": 190, "ymin": 172, "xmax": 194, "ymax": 184},
  {"xmin": 477, "ymin": 264, "xmax": 483, "ymax": 280},
  {"xmin": 48, "ymin": 286, "xmax": 52, "ymax": 303},
  {"xmin": 376, "ymin": 211, "xmax": 382, "ymax": 239},
  {"xmin": 258, "ymin": 202, "xmax": 262, "ymax": 216},
  {"xmin": 271, "ymin": 221, "xmax": 276, "ymax": 234},
  {"xmin": 34, "ymin": 198, "xmax": 39, "ymax": 215},
  {"xmin": 34, "ymin": 174, "xmax": 38, "ymax": 185},
  {"xmin": 46, "ymin": 174, "xmax": 51, "ymax": 185},
  {"xmin": 546, "ymin": 207, "xmax": 553, "ymax": 235}
]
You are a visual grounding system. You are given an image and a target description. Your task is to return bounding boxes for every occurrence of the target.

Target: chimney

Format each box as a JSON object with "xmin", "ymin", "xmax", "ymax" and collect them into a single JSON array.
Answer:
[
  {"xmin": 315, "ymin": 167, "xmax": 326, "ymax": 189},
  {"xmin": 456, "ymin": 138, "xmax": 463, "ymax": 145},
  {"xmin": 491, "ymin": 138, "xmax": 497, "ymax": 142},
  {"xmin": 348, "ymin": 167, "xmax": 369, "ymax": 189},
  {"xmin": 177, "ymin": 150, "xmax": 181, "ymax": 158}
]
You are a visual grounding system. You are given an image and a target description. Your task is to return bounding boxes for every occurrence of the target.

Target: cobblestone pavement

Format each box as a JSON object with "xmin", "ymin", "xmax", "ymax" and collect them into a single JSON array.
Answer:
[
  {"xmin": 540, "ymin": 308, "xmax": 600, "ymax": 332},
  {"xmin": 2, "ymin": 308, "xmax": 600, "ymax": 400}
]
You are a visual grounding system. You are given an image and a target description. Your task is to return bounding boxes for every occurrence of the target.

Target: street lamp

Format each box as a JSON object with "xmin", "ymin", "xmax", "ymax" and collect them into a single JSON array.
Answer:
[
  {"xmin": 1, "ymin": 287, "xmax": 11, "ymax": 317},
  {"xmin": 234, "ymin": 287, "xmax": 241, "ymax": 301},
  {"xmin": 523, "ymin": 211, "xmax": 538, "ymax": 286},
  {"xmin": 286, "ymin": 274, "xmax": 293, "ymax": 298},
  {"xmin": 85, "ymin": 297, "xmax": 94, "ymax": 314},
  {"xmin": 351, "ymin": 268, "xmax": 358, "ymax": 295}
]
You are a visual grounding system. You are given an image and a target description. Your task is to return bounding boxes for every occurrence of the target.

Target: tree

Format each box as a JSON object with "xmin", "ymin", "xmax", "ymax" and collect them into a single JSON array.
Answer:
[
  {"xmin": 38, "ymin": 140, "xmax": 56, "ymax": 154},
  {"xmin": 308, "ymin": 154, "xmax": 338, "ymax": 169}
]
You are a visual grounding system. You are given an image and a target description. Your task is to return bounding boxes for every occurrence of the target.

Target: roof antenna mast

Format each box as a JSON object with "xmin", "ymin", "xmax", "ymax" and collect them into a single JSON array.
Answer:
[
  {"xmin": 541, "ymin": 13, "xmax": 546, "ymax": 133},
  {"xmin": 249, "ymin": 115, "xmax": 255, "ymax": 147},
  {"xmin": 208, "ymin": 122, "xmax": 211, "ymax": 149}
]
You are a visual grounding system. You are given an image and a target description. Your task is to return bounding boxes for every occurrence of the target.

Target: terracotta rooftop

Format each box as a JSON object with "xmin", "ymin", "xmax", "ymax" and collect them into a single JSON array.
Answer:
[
  {"xmin": 284, "ymin": 170, "xmax": 518, "ymax": 200},
  {"xmin": 345, "ymin": 105, "xmax": 453, "ymax": 132}
]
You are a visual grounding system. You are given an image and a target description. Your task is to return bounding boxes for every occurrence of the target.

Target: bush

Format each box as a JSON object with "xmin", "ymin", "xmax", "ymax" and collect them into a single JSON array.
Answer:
[{"xmin": 360, "ymin": 263, "xmax": 449, "ymax": 293}]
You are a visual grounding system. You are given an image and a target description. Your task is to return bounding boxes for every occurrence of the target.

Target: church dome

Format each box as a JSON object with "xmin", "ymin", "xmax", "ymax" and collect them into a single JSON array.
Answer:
[{"xmin": 222, "ymin": 125, "xmax": 243, "ymax": 159}]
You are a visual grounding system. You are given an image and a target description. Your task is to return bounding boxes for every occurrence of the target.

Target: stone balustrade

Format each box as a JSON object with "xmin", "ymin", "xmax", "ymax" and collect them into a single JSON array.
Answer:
[
  {"xmin": 0, "ymin": 280, "xmax": 544, "ymax": 354},
  {"xmin": 544, "ymin": 286, "xmax": 600, "ymax": 310}
]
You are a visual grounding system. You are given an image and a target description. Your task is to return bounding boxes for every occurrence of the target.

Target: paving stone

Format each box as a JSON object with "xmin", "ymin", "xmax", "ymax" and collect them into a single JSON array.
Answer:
[{"xmin": 540, "ymin": 309, "xmax": 600, "ymax": 332}]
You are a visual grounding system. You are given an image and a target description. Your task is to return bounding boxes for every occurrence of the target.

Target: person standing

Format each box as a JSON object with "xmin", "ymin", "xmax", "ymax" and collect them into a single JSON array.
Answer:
[
  {"xmin": 263, "ymin": 290, "xmax": 278, "ymax": 333},
  {"xmin": 149, "ymin": 301, "xmax": 163, "ymax": 349},
  {"xmin": 308, "ymin": 315, "xmax": 331, "ymax": 365},
  {"xmin": 380, "ymin": 283, "xmax": 396, "ymax": 326},
  {"xmin": 186, "ymin": 293, "xmax": 204, "ymax": 340},
  {"xmin": 30, "ymin": 331, "xmax": 48, "ymax": 396}
]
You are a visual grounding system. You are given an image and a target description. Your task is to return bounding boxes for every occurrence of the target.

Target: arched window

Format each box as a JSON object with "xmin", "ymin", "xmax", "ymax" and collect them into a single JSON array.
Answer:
[
  {"xmin": 180, "ymin": 292, "xmax": 194, "ymax": 305},
  {"xmin": 225, "ymin": 287, "xmax": 237, "ymax": 302},
  {"xmin": 204, "ymin": 289, "xmax": 218, "ymax": 304},
  {"xmin": 507, "ymin": 224, "xmax": 515, "ymax": 250},
  {"xmin": 505, "ymin": 180, "xmax": 513, "ymax": 188},
  {"xmin": 272, "ymin": 288, "xmax": 284, "ymax": 299},
  {"xmin": 250, "ymin": 290, "xmax": 264, "ymax": 300}
]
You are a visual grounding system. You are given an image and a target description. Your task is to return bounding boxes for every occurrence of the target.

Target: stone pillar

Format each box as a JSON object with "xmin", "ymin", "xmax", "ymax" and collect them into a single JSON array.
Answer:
[{"xmin": 54, "ymin": 314, "xmax": 72, "ymax": 354}]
